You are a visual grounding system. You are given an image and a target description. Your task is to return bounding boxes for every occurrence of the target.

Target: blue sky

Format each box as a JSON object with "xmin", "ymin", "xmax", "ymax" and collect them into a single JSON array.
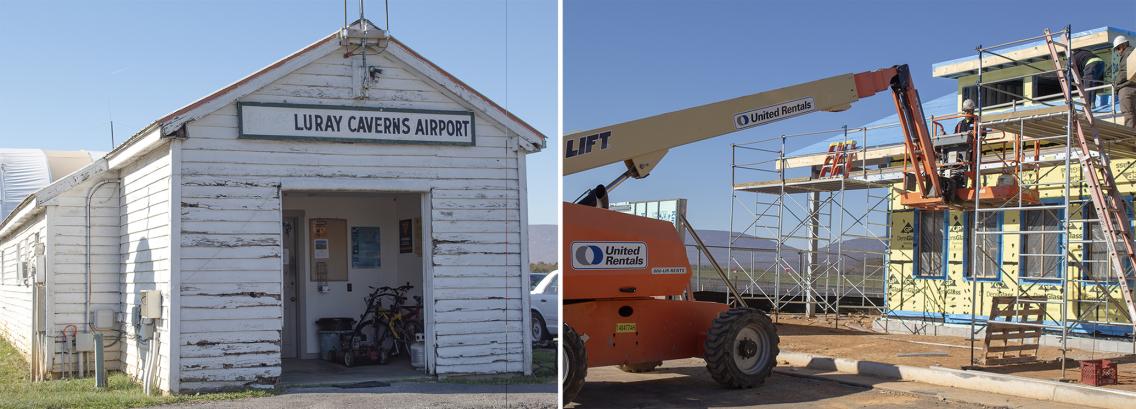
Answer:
[
  {"xmin": 565, "ymin": 0, "xmax": 1136, "ymax": 231},
  {"xmin": 0, "ymin": 0, "xmax": 556, "ymax": 225}
]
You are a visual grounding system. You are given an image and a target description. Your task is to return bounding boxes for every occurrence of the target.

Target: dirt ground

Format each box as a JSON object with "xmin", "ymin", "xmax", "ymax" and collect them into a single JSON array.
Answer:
[
  {"xmin": 772, "ymin": 313, "xmax": 1136, "ymax": 392},
  {"xmin": 570, "ymin": 363, "xmax": 1003, "ymax": 409}
]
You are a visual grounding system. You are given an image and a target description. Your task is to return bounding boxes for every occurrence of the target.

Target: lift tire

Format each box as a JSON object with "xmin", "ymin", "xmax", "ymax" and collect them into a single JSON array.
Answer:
[
  {"xmin": 704, "ymin": 308, "xmax": 779, "ymax": 389},
  {"xmin": 618, "ymin": 361, "xmax": 662, "ymax": 373},
  {"xmin": 563, "ymin": 324, "xmax": 587, "ymax": 403}
]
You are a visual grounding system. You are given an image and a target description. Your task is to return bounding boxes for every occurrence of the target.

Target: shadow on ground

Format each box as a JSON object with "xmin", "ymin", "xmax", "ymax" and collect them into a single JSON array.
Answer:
[{"xmin": 569, "ymin": 364, "xmax": 879, "ymax": 409}]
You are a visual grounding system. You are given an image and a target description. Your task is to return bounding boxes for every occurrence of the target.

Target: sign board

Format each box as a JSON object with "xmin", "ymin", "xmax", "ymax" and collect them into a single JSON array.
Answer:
[
  {"xmin": 610, "ymin": 198, "xmax": 688, "ymax": 243},
  {"xmin": 350, "ymin": 226, "xmax": 381, "ymax": 269},
  {"xmin": 238, "ymin": 102, "xmax": 475, "ymax": 145},
  {"xmin": 570, "ymin": 241, "xmax": 648, "ymax": 270},
  {"xmin": 398, "ymin": 219, "xmax": 414, "ymax": 254},
  {"xmin": 733, "ymin": 97, "xmax": 815, "ymax": 130}
]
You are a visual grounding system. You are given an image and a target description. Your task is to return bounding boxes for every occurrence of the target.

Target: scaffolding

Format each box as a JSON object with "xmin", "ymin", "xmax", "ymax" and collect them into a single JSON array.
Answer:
[{"xmin": 726, "ymin": 26, "xmax": 1136, "ymax": 376}]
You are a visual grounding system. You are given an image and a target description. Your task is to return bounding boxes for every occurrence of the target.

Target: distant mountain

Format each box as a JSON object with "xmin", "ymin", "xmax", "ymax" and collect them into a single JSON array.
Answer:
[
  {"xmin": 818, "ymin": 237, "xmax": 887, "ymax": 260},
  {"xmin": 527, "ymin": 225, "xmax": 884, "ymax": 270},
  {"xmin": 528, "ymin": 224, "xmax": 557, "ymax": 264},
  {"xmin": 683, "ymin": 229, "xmax": 800, "ymax": 269}
]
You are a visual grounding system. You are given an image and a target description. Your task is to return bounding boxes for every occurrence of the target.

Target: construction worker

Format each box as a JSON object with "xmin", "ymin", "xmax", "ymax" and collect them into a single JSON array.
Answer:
[
  {"xmin": 1071, "ymin": 48, "xmax": 1105, "ymax": 108},
  {"xmin": 954, "ymin": 99, "xmax": 977, "ymax": 134},
  {"xmin": 1114, "ymin": 35, "xmax": 1134, "ymax": 127}
]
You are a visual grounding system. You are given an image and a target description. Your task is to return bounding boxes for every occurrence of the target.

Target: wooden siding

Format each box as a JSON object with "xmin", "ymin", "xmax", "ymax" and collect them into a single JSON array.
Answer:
[
  {"xmin": 118, "ymin": 146, "xmax": 174, "ymax": 390},
  {"xmin": 176, "ymin": 46, "xmax": 528, "ymax": 390},
  {"xmin": 0, "ymin": 215, "xmax": 45, "ymax": 357},
  {"xmin": 42, "ymin": 175, "xmax": 123, "ymax": 371}
]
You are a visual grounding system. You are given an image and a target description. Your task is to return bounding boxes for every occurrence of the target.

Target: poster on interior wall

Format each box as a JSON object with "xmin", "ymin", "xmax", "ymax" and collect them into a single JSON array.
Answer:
[
  {"xmin": 351, "ymin": 227, "xmax": 381, "ymax": 269},
  {"xmin": 399, "ymin": 219, "xmax": 414, "ymax": 254},
  {"xmin": 414, "ymin": 218, "xmax": 423, "ymax": 256}
]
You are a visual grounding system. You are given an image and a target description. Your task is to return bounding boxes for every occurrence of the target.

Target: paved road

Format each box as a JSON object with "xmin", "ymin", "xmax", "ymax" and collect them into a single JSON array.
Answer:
[
  {"xmin": 567, "ymin": 359, "xmax": 1078, "ymax": 409},
  {"xmin": 154, "ymin": 382, "xmax": 556, "ymax": 409}
]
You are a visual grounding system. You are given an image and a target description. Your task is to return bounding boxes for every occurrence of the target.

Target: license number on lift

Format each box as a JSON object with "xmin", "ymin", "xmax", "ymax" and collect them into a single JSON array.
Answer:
[{"xmin": 615, "ymin": 323, "xmax": 637, "ymax": 333}]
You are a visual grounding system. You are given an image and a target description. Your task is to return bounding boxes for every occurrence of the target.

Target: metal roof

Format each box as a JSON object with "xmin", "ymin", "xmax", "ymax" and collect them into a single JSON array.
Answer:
[{"xmin": 0, "ymin": 149, "xmax": 102, "ymax": 219}]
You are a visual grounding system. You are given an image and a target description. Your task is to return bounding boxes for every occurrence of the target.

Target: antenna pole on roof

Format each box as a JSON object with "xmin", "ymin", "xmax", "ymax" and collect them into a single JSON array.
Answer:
[
  {"xmin": 385, "ymin": 0, "xmax": 390, "ymax": 32},
  {"xmin": 109, "ymin": 121, "xmax": 115, "ymax": 149},
  {"xmin": 343, "ymin": 0, "xmax": 348, "ymax": 31}
]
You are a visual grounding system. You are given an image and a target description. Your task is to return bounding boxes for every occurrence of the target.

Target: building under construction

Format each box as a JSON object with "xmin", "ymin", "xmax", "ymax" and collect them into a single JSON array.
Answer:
[{"xmin": 724, "ymin": 26, "xmax": 1136, "ymax": 364}]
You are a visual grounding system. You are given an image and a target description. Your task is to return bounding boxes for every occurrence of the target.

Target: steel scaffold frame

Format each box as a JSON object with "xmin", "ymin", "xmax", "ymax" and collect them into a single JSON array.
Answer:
[
  {"xmin": 724, "ymin": 26, "xmax": 1136, "ymax": 376},
  {"xmin": 727, "ymin": 125, "xmax": 895, "ymax": 326}
]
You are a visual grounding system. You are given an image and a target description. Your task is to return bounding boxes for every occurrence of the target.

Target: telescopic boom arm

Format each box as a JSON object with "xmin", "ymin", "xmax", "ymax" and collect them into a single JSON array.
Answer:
[{"xmin": 563, "ymin": 64, "xmax": 941, "ymax": 205}]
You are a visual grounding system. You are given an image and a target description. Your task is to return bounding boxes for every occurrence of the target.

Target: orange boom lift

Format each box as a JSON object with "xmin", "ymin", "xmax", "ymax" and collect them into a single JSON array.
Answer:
[{"xmin": 561, "ymin": 65, "xmax": 1003, "ymax": 402}]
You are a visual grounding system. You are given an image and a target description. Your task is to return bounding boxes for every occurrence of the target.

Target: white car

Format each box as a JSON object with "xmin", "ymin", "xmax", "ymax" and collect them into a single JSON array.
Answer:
[{"xmin": 530, "ymin": 270, "xmax": 559, "ymax": 342}]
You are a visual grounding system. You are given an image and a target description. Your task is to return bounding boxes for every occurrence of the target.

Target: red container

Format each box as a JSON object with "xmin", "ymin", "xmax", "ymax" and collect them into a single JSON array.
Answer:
[{"xmin": 1080, "ymin": 359, "xmax": 1118, "ymax": 386}]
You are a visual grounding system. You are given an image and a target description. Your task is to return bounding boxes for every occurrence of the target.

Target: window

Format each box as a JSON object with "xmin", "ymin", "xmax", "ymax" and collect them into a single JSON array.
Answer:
[
  {"xmin": 1020, "ymin": 208, "xmax": 1063, "ymax": 280},
  {"xmin": 1033, "ymin": 73, "xmax": 1063, "ymax": 101},
  {"xmin": 962, "ymin": 78, "xmax": 1025, "ymax": 108},
  {"xmin": 529, "ymin": 273, "xmax": 547, "ymax": 290},
  {"xmin": 1082, "ymin": 202, "xmax": 1134, "ymax": 281},
  {"xmin": 967, "ymin": 211, "xmax": 1001, "ymax": 280},
  {"xmin": 544, "ymin": 275, "xmax": 558, "ymax": 295},
  {"xmin": 916, "ymin": 210, "xmax": 947, "ymax": 278}
]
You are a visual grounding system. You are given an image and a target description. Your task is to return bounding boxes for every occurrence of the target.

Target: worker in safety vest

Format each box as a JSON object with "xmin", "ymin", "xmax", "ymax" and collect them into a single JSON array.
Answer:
[
  {"xmin": 951, "ymin": 99, "xmax": 982, "ymax": 168},
  {"xmin": 1114, "ymin": 35, "xmax": 1135, "ymax": 127},
  {"xmin": 1071, "ymin": 48, "xmax": 1105, "ymax": 108},
  {"xmin": 954, "ymin": 99, "xmax": 978, "ymax": 134}
]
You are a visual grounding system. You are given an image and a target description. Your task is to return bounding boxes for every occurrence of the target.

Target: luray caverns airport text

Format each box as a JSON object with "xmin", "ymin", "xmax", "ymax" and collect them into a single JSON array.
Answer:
[{"xmin": 294, "ymin": 113, "xmax": 472, "ymax": 137}]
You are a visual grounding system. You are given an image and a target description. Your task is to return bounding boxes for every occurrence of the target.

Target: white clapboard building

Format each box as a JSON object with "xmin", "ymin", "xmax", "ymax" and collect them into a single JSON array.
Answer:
[{"xmin": 0, "ymin": 20, "xmax": 543, "ymax": 392}]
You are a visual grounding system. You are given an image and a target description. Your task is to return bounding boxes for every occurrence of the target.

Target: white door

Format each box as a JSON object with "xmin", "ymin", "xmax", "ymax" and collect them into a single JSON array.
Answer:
[{"xmin": 282, "ymin": 216, "xmax": 300, "ymax": 358}]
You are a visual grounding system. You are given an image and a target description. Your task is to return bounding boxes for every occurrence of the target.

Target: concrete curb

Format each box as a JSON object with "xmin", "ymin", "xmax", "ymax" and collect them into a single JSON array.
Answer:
[{"xmin": 778, "ymin": 351, "xmax": 1136, "ymax": 409}]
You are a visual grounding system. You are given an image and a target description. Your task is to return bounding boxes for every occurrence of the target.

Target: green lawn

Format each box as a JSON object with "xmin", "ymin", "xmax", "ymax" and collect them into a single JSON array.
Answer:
[{"xmin": 0, "ymin": 337, "xmax": 270, "ymax": 409}]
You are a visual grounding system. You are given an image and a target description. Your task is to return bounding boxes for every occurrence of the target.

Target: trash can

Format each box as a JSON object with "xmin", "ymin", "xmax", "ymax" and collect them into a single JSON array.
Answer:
[
  {"xmin": 316, "ymin": 318, "xmax": 355, "ymax": 361},
  {"xmin": 316, "ymin": 317, "xmax": 355, "ymax": 331}
]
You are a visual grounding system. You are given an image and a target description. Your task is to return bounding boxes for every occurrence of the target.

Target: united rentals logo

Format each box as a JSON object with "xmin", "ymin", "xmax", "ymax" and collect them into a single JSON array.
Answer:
[
  {"xmin": 734, "ymin": 97, "xmax": 815, "ymax": 130},
  {"xmin": 571, "ymin": 241, "xmax": 648, "ymax": 270}
]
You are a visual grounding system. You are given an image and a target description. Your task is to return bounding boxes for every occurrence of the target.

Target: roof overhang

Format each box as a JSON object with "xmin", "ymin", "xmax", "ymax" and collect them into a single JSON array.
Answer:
[
  {"xmin": 932, "ymin": 27, "xmax": 1135, "ymax": 79},
  {"xmin": 0, "ymin": 196, "xmax": 40, "ymax": 240}
]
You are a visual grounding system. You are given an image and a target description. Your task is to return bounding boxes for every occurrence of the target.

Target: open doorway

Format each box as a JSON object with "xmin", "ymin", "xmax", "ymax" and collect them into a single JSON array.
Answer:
[{"xmin": 279, "ymin": 191, "xmax": 429, "ymax": 385}]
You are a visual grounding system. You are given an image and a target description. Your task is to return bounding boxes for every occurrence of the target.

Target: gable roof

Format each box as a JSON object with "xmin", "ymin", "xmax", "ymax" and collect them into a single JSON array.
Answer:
[{"xmin": 112, "ymin": 19, "xmax": 546, "ymax": 161}]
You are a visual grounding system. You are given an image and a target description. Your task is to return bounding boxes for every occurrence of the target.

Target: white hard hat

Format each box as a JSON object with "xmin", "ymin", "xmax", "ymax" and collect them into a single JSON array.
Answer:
[
  {"xmin": 1114, "ymin": 35, "xmax": 1130, "ymax": 49},
  {"xmin": 962, "ymin": 99, "xmax": 975, "ymax": 111}
]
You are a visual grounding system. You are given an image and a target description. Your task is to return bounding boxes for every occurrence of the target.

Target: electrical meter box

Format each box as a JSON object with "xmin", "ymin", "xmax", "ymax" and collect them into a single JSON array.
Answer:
[
  {"xmin": 93, "ymin": 309, "xmax": 115, "ymax": 330},
  {"xmin": 33, "ymin": 243, "xmax": 45, "ymax": 283},
  {"xmin": 74, "ymin": 333, "xmax": 95, "ymax": 352},
  {"xmin": 309, "ymin": 218, "xmax": 348, "ymax": 282},
  {"xmin": 140, "ymin": 290, "xmax": 162, "ymax": 319}
]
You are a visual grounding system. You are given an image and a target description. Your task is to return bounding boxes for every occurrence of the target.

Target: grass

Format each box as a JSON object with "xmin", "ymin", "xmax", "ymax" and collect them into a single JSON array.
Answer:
[
  {"xmin": 439, "ymin": 344, "xmax": 557, "ymax": 385},
  {"xmin": 0, "ymin": 337, "xmax": 271, "ymax": 409}
]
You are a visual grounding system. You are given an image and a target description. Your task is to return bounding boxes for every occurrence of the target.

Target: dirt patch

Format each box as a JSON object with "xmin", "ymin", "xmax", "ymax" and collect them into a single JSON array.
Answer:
[{"xmin": 771, "ymin": 313, "xmax": 1136, "ymax": 392}]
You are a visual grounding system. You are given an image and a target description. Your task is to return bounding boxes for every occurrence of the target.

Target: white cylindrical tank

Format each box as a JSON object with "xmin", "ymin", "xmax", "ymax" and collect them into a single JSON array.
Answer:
[{"xmin": 410, "ymin": 333, "xmax": 425, "ymax": 369}]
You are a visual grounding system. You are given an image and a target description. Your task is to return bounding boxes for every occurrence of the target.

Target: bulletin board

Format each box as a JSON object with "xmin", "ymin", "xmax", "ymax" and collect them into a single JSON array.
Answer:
[{"xmin": 310, "ymin": 218, "xmax": 348, "ymax": 281}]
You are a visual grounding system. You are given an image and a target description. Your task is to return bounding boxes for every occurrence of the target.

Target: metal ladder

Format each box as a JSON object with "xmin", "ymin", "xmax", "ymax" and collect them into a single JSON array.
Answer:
[
  {"xmin": 819, "ymin": 140, "xmax": 855, "ymax": 178},
  {"xmin": 1043, "ymin": 29, "xmax": 1136, "ymax": 324}
]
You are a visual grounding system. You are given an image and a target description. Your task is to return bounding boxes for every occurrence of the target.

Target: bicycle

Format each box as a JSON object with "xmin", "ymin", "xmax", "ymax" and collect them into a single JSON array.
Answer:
[{"xmin": 343, "ymin": 283, "xmax": 423, "ymax": 366}]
